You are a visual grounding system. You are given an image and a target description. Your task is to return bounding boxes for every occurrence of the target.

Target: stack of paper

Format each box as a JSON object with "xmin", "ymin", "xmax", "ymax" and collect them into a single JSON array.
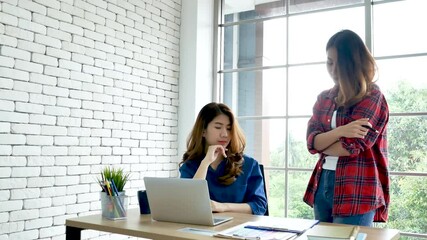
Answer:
[
  {"xmin": 214, "ymin": 222, "xmax": 297, "ymax": 240},
  {"xmin": 305, "ymin": 225, "xmax": 360, "ymax": 240},
  {"xmin": 213, "ymin": 217, "xmax": 319, "ymax": 240},
  {"xmin": 243, "ymin": 218, "xmax": 319, "ymax": 234}
]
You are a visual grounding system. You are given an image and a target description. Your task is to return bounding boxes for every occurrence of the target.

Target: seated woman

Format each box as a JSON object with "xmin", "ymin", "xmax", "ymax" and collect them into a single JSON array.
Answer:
[{"xmin": 179, "ymin": 102, "xmax": 267, "ymax": 215}]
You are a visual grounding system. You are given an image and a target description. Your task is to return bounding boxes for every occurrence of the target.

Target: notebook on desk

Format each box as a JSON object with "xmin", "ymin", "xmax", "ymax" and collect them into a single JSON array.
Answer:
[{"xmin": 143, "ymin": 177, "xmax": 233, "ymax": 226}]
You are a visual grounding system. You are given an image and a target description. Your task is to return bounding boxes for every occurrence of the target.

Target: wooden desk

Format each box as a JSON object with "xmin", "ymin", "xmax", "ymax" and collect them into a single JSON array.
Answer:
[{"xmin": 65, "ymin": 208, "xmax": 400, "ymax": 240}]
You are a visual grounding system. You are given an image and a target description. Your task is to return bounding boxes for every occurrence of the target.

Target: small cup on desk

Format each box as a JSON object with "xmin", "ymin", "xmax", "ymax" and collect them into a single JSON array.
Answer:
[
  {"xmin": 100, "ymin": 192, "xmax": 128, "ymax": 220},
  {"xmin": 137, "ymin": 190, "xmax": 150, "ymax": 214}
]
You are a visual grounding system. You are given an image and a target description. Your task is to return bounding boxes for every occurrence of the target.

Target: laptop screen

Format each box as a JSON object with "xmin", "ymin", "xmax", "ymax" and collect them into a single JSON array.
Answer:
[{"xmin": 143, "ymin": 177, "xmax": 232, "ymax": 226}]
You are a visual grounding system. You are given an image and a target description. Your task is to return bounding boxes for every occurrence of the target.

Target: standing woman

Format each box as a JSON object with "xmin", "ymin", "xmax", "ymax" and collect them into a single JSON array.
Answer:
[
  {"xmin": 179, "ymin": 102, "xmax": 267, "ymax": 215},
  {"xmin": 304, "ymin": 29, "xmax": 390, "ymax": 226}
]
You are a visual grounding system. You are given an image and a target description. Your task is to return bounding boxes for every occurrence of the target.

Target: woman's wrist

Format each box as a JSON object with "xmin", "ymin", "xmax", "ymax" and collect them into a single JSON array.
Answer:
[
  {"xmin": 200, "ymin": 159, "xmax": 211, "ymax": 168},
  {"xmin": 332, "ymin": 126, "xmax": 343, "ymax": 139}
]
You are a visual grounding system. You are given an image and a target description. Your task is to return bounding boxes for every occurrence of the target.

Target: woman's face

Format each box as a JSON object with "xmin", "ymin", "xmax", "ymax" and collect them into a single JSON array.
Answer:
[
  {"xmin": 327, "ymin": 47, "xmax": 339, "ymax": 84},
  {"xmin": 203, "ymin": 114, "xmax": 231, "ymax": 148}
]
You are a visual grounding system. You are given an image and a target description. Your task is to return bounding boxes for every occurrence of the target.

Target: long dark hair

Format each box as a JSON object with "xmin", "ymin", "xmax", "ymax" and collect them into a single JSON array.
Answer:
[
  {"xmin": 180, "ymin": 102, "xmax": 246, "ymax": 185},
  {"xmin": 327, "ymin": 29, "xmax": 377, "ymax": 108}
]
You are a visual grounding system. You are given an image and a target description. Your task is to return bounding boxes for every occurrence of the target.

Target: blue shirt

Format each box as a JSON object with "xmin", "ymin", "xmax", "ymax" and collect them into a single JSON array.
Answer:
[{"xmin": 179, "ymin": 155, "xmax": 267, "ymax": 215}]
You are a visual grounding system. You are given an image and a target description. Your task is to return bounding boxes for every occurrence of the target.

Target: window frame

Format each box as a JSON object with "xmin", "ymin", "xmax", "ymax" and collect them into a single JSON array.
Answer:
[{"xmin": 214, "ymin": 0, "xmax": 427, "ymax": 238}]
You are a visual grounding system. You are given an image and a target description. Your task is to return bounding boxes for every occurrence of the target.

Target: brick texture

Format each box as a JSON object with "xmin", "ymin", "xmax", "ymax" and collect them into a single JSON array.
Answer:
[{"xmin": 0, "ymin": 0, "xmax": 181, "ymax": 239}]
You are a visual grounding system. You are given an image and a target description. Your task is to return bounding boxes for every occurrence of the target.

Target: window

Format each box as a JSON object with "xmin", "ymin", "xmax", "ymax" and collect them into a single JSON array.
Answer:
[{"xmin": 216, "ymin": 0, "xmax": 427, "ymax": 239}]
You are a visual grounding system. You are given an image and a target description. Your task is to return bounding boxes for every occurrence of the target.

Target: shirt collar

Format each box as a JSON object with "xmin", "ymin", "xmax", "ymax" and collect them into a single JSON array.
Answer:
[{"xmin": 325, "ymin": 85, "xmax": 339, "ymax": 99}]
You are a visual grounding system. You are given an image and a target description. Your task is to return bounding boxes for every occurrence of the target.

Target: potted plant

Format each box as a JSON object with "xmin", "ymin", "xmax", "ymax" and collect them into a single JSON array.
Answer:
[
  {"xmin": 98, "ymin": 166, "xmax": 130, "ymax": 194},
  {"xmin": 98, "ymin": 166, "xmax": 130, "ymax": 220}
]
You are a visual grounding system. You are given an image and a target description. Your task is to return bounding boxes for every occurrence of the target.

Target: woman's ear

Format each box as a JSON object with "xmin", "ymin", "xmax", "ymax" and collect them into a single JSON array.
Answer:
[{"xmin": 202, "ymin": 130, "xmax": 206, "ymax": 137}]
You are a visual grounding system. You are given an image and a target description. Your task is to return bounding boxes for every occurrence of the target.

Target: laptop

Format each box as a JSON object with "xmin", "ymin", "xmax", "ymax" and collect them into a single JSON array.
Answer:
[{"xmin": 143, "ymin": 177, "xmax": 233, "ymax": 226}]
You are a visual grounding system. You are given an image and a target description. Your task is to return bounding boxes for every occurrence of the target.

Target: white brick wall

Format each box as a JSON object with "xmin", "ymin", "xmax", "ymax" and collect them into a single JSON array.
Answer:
[{"xmin": 0, "ymin": 0, "xmax": 181, "ymax": 239}]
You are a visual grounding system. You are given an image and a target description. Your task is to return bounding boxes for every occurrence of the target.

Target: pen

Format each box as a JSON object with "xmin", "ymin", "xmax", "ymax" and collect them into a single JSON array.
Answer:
[
  {"xmin": 231, "ymin": 234, "xmax": 260, "ymax": 240},
  {"xmin": 361, "ymin": 124, "xmax": 379, "ymax": 133},
  {"xmin": 105, "ymin": 180, "xmax": 113, "ymax": 196},
  {"xmin": 348, "ymin": 117, "xmax": 379, "ymax": 133},
  {"xmin": 244, "ymin": 225, "xmax": 301, "ymax": 234},
  {"xmin": 214, "ymin": 233, "xmax": 260, "ymax": 240},
  {"xmin": 110, "ymin": 180, "xmax": 120, "ymax": 196},
  {"xmin": 111, "ymin": 180, "xmax": 126, "ymax": 214}
]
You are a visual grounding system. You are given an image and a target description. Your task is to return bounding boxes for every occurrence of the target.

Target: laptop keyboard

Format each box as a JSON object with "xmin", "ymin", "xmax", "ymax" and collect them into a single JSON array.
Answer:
[{"xmin": 214, "ymin": 218, "xmax": 224, "ymax": 224}]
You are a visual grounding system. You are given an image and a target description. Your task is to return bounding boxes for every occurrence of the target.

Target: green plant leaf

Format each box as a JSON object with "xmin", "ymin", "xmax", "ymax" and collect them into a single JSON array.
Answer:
[{"xmin": 98, "ymin": 166, "xmax": 130, "ymax": 192}]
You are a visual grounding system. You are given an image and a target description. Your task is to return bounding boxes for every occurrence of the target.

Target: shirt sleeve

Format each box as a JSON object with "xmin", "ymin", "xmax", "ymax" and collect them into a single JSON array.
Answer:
[
  {"xmin": 307, "ymin": 91, "xmax": 328, "ymax": 154},
  {"xmin": 244, "ymin": 159, "xmax": 268, "ymax": 215},
  {"xmin": 179, "ymin": 161, "xmax": 196, "ymax": 178},
  {"xmin": 339, "ymin": 89, "xmax": 389, "ymax": 157}
]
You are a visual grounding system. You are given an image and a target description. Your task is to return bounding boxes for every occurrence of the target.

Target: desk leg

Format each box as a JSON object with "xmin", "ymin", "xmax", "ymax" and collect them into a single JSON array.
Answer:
[{"xmin": 66, "ymin": 226, "xmax": 82, "ymax": 240}]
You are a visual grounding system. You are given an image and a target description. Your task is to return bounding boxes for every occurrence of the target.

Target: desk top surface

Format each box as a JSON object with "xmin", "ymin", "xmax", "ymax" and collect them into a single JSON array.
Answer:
[{"xmin": 66, "ymin": 208, "xmax": 400, "ymax": 240}]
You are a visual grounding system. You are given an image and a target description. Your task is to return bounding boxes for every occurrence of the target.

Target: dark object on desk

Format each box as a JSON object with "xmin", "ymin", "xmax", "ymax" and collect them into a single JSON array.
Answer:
[
  {"xmin": 259, "ymin": 164, "xmax": 269, "ymax": 216},
  {"xmin": 214, "ymin": 222, "xmax": 296, "ymax": 240},
  {"xmin": 244, "ymin": 218, "xmax": 319, "ymax": 234},
  {"xmin": 305, "ymin": 225, "xmax": 360, "ymax": 240},
  {"xmin": 138, "ymin": 190, "xmax": 150, "ymax": 214}
]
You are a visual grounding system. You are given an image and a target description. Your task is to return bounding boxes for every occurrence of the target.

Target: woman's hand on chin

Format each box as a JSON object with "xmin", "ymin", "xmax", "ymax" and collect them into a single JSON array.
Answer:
[{"xmin": 203, "ymin": 145, "xmax": 227, "ymax": 165}]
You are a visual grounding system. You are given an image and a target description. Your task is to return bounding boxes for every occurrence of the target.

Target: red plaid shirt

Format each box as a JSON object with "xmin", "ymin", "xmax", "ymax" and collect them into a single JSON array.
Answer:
[{"xmin": 304, "ymin": 84, "xmax": 390, "ymax": 222}]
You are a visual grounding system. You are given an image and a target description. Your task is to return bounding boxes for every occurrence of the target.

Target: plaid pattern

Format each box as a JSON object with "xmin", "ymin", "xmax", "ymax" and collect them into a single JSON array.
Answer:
[{"xmin": 303, "ymin": 84, "xmax": 390, "ymax": 222}]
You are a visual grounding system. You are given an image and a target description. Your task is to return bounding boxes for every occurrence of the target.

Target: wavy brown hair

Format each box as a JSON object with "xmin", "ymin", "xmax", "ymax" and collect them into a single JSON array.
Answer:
[
  {"xmin": 180, "ymin": 102, "xmax": 246, "ymax": 185},
  {"xmin": 327, "ymin": 29, "xmax": 377, "ymax": 108}
]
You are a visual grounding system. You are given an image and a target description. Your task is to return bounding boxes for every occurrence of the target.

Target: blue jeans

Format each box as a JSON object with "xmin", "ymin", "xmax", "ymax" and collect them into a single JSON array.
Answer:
[{"xmin": 313, "ymin": 169, "xmax": 375, "ymax": 227}]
